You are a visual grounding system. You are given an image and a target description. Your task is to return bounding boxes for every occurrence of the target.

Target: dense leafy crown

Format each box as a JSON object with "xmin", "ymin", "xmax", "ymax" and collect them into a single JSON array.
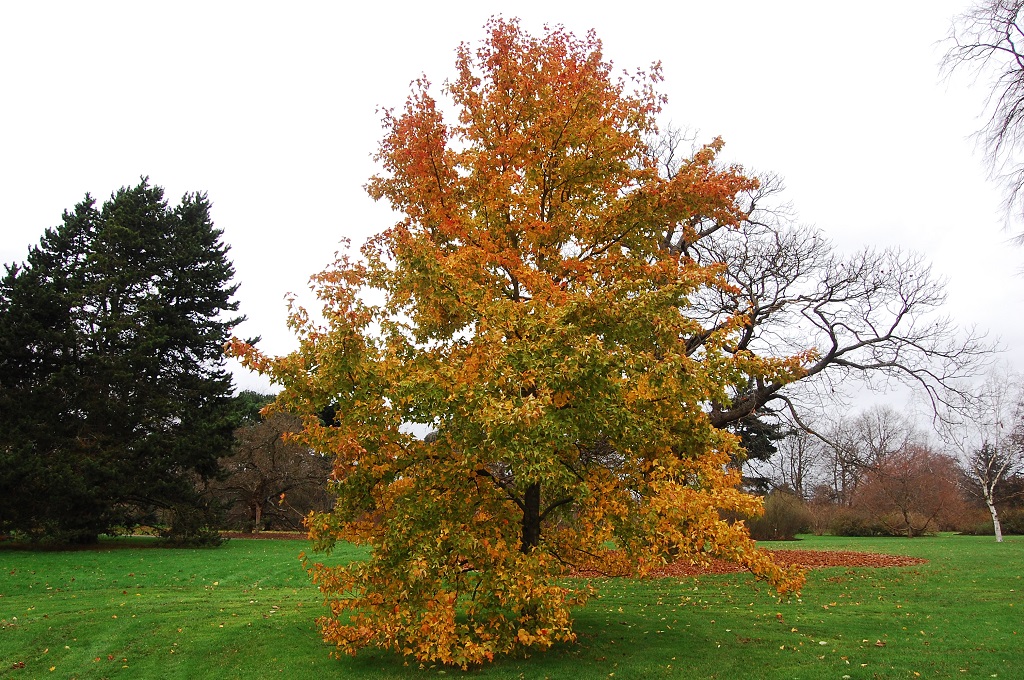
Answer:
[
  {"xmin": 0, "ymin": 179, "xmax": 241, "ymax": 542},
  {"xmin": 231, "ymin": 18, "xmax": 805, "ymax": 667}
]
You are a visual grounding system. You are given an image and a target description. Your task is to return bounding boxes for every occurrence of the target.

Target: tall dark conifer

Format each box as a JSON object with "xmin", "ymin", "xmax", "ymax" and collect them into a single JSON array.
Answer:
[{"xmin": 0, "ymin": 179, "xmax": 242, "ymax": 542}]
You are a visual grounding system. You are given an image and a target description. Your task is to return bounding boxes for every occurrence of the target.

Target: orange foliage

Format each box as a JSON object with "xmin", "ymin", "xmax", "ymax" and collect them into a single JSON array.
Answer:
[{"xmin": 229, "ymin": 18, "xmax": 805, "ymax": 668}]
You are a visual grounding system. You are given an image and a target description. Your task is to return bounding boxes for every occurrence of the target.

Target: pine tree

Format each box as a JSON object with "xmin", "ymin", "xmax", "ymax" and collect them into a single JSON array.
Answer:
[{"xmin": 0, "ymin": 179, "xmax": 242, "ymax": 543}]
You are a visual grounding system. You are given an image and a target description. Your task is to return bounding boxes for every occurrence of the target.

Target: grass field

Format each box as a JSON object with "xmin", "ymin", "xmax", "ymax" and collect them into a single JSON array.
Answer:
[{"xmin": 1, "ymin": 534, "xmax": 1021, "ymax": 679}]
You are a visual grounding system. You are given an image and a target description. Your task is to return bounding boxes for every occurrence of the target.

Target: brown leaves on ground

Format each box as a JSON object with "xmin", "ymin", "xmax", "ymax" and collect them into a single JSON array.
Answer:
[{"xmin": 571, "ymin": 550, "xmax": 927, "ymax": 578}]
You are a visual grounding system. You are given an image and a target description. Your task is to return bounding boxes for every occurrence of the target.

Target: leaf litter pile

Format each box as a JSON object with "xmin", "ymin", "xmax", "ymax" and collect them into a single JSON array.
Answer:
[
  {"xmin": 571, "ymin": 550, "xmax": 927, "ymax": 578},
  {"xmin": 221, "ymin": 534, "xmax": 926, "ymax": 576}
]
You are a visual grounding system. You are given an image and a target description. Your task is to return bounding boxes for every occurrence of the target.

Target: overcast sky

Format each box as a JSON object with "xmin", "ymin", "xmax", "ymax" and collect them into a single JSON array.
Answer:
[{"xmin": 2, "ymin": 1, "xmax": 1018, "ymax": 406}]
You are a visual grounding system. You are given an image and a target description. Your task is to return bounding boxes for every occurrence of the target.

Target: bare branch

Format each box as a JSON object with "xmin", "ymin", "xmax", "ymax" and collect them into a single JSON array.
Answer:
[{"xmin": 943, "ymin": 0, "xmax": 1024, "ymax": 233}]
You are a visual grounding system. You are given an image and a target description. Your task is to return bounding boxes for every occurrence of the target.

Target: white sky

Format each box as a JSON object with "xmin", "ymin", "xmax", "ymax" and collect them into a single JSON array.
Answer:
[{"xmin": 2, "ymin": 1, "xmax": 1019, "ymax": 404}]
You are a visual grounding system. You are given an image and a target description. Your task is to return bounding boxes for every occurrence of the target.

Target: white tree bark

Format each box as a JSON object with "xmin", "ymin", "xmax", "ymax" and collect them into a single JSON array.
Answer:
[
  {"xmin": 986, "ymin": 496, "xmax": 1004, "ymax": 543},
  {"xmin": 937, "ymin": 367, "xmax": 1023, "ymax": 543}
]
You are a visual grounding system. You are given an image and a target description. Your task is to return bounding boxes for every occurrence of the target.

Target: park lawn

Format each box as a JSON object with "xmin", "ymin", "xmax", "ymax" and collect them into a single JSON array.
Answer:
[{"xmin": 0, "ymin": 534, "xmax": 1020, "ymax": 679}]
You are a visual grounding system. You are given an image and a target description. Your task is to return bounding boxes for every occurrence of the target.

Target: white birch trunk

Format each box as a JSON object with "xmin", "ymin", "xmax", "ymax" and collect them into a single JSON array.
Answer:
[{"xmin": 985, "ymin": 494, "xmax": 1003, "ymax": 543}]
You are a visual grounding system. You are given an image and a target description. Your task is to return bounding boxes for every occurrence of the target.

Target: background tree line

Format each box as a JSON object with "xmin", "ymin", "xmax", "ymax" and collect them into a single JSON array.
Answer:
[
  {"xmin": 1, "ymin": 175, "xmax": 1011, "ymax": 550},
  {"xmin": 0, "ymin": 6, "xmax": 1015, "ymax": 573},
  {"xmin": 1, "ymin": 154, "xmax": 1010, "ymax": 549},
  {"xmin": 740, "ymin": 372, "xmax": 1024, "ymax": 541}
]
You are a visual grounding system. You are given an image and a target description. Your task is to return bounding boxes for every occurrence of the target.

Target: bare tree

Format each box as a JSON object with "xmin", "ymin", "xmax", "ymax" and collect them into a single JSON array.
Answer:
[
  {"xmin": 816, "ymin": 417, "xmax": 863, "ymax": 507},
  {"xmin": 650, "ymin": 126, "xmax": 993, "ymax": 433},
  {"xmin": 211, "ymin": 412, "xmax": 334, "ymax": 533},
  {"xmin": 943, "ymin": 0, "xmax": 1024, "ymax": 230},
  {"xmin": 684, "ymin": 216, "xmax": 990, "ymax": 429},
  {"xmin": 938, "ymin": 369, "xmax": 1024, "ymax": 541},
  {"xmin": 847, "ymin": 405, "xmax": 925, "ymax": 469},
  {"xmin": 756, "ymin": 427, "xmax": 823, "ymax": 500},
  {"xmin": 782, "ymin": 405, "xmax": 922, "ymax": 507}
]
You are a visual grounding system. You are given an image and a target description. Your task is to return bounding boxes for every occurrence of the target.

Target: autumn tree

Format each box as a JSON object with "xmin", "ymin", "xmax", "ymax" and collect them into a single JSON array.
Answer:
[
  {"xmin": 784, "ymin": 406, "xmax": 925, "ymax": 508},
  {"xmin": 747, "ymin": 405, "xmax": 944, "ymax": 534},
  {"xmin": 853, "ymin": 444, "xmax": 963, "ymax": 538},
  {"xmin": 0, "ymin": 180, "xmax": 241, "ymax": 544},
  {"xmin": 231, "ymin": 19, "xmax": 804, "ymax": 667}
]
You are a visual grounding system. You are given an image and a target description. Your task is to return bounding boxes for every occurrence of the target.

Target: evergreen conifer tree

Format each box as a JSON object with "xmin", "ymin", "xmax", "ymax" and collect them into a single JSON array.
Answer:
[{"xmin": 0, "ymin": 179, "xmax": 242, "ymax": 543}]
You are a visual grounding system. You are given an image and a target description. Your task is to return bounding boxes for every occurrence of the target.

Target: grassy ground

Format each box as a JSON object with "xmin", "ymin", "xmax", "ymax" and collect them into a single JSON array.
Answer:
[{"xmin": 1, "ymin": 534, "xmax": 1020, "ymax": 678}]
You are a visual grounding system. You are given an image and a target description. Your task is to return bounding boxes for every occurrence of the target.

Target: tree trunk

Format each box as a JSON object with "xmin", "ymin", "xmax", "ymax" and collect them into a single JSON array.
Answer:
[
  {"xmin": 520, "ymin": 482, "xmax": 541, "ymax": 553},
  {"xmin": 986, "ymin": 496, "xmax": 1004, "ymax": 543},
  {"xmin": 253, "ymin": 502, "xmax": 262, "ymax": 535}
]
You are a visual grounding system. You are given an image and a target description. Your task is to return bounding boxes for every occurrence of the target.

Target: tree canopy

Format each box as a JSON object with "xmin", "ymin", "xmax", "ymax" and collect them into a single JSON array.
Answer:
[
  {"xmin": 0, "ymin": 179, "xmax": 242, "ymax": 543},
  {"xmin": 231, "ymin": 19, "xmax": 804, "ymax": 666}
]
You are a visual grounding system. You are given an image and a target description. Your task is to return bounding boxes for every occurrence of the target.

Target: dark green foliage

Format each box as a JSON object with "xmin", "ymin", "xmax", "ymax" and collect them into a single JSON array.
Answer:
[
  {"xmin": 159, "ymin": 504, "xmax": 227, "ymax": 547},
  {"xmin": 732, "ymin": 412, "xmax": 786, "ymax": 495},
  {"xmin": 0, "ymin": 179, "xmax": 242, "ymax": 543},
  {"xmin": 231, "ymin": 389, "xmax": 276, "ymax": 425},
  {"xmin": 732, "ymin": 412, "xmax": 785, "ymax": 464}
]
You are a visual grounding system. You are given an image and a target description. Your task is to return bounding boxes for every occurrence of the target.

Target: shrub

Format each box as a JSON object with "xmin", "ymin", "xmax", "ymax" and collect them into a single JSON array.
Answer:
[
  {"xmin": 159, "ymin": 505, "xmax": 225, "ymax": 547},
  {"xmin": 876, "ymin": 510, "xmax": 940, "ymax": 538},
  {"xmin": 959, "ymin": 508, "xmax": 1024, "ymax": 536},
  {"xmin": 747, "ymin": 491, "xmax": 812, "ymax": 540},
  {"xmin": 806, "ymin": 500, "xmax": 840, "ymax": 536},
  {"xmin": 826, "ymin": 507, "xmax": 890, "ymax": 537}
]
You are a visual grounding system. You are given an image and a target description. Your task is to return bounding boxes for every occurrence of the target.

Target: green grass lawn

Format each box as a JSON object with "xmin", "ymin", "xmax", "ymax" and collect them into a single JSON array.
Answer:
[{"xmin": 1, "ymin": 534, "xmax": 1020, "ymax": 678}]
